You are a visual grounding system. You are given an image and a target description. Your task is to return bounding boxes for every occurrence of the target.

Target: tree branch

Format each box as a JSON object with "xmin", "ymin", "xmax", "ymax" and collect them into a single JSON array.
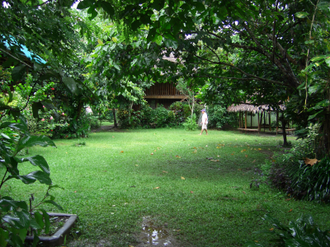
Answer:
[
  {"xmin": 241, "ymin": 22, "xmax": 300, "ymax": 88},
  {"xmin": 193, "ymin": 55, "xmax": 287, "ymax": 86},
  {"xmin": 0, "ymin": 48, "xmax": 33, "ymax": 69}
]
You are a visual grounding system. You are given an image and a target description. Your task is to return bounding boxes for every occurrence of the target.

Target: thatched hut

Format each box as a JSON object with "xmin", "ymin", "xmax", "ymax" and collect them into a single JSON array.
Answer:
[{"xmin": 227, "ymin": 103, "xmax": 292, "ymax": 133}]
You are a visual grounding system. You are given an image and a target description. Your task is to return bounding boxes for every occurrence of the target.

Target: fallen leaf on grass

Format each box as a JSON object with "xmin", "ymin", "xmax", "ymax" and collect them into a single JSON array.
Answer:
[
  {"xmin": 245, "ymin": 155, "xmax": 248, "ymax": 158},
  {"xmin": 242, "ymin": 191, "xmax": 246, "ymax": 194},
  {"xmin": 120, "ymin": 151, "xmax": 124, "ymax": 153},
  {"xmin": 288, "ymin": 209, "xmax": 292, "ymax": 212},
  {"xmin": 181, "ymin": 176, "xmax": 185, "ymax": 180},
  {"xmin": 210, "ymin": 159, "xmax": 219, "ymax": 162},
  {"xmin": 176, "ymin": 155, "xmax": 181, "ymax": 158},
  {"xmin": 154, "ymin": 187, "xmax": 160, "ymax": 189},
  {"xmin": 190, "ymin": 191, "xmax": 193, "ymax": 193},
  {"xmin": 304, "ymin": 158, "xmax": 319, "ymax": 166},
  {"xmin": 269, "ymin": 228, "xmax": 274, "ymax": 231},
  {"xmin": 241, "ymin": 149, "xmax": 246, "ymax": 152},
  {"xmin": 162, "ymin": 171, "xmax": 168, "ymax": 173},
  {"xmin": 151, "ymin": 153, "xmax": 154, "ymax": 155}
]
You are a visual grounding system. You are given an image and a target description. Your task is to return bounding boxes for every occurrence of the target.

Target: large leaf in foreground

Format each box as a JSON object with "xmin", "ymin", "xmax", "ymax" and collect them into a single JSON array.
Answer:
[
  {"xmin": 17, "ymin": 135, "xmax": 55, "ymax": 153},
  {"xmin": 20, "ymin": 155, "xmax": 50, "ymax": 174}
]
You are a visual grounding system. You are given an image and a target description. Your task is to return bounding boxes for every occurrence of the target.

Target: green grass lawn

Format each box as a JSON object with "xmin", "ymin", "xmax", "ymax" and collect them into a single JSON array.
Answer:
[{"xmin": 6, "ymin": 129, "xmax": 330, "ymax": 246}]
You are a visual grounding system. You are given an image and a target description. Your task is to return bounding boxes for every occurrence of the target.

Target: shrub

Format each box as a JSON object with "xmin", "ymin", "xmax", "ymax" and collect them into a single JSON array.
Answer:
[
  {"xmin": 117, "ymin": 109, "xmax": 130, "ymax": 128},
  {"xmin": 153, "ymin": 105, "xmax": 170, "ymax": 127},
  {"xmin": 207, "ymin": 105, "xmax": 238, "ymax": 129},
  {"xmin": 288, "ymin": 157, "xmax": 330, "ymax": 202},
  {"xmin": 137, "ymin": 104, "xmax": 153, "ymax": 128},
  {"xmin": 246, "ymin": 214, "xmax": 330, "ymax": 247},
  {"xmin": 264, "ymin": 124, "xmax": 330, "ymax": 202},
  {"xmin": 170, "ymin": 101, "xmax": 188, "ymax": 125},
  {"xmin": 183, "ymin": 114, "xmax": 198, "ymax": 131}
]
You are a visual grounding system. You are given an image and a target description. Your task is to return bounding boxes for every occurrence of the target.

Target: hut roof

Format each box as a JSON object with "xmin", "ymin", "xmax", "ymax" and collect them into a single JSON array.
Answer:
[{"xmin": 227, "ymin": 103, "xmax": 285, "ymax": 113}]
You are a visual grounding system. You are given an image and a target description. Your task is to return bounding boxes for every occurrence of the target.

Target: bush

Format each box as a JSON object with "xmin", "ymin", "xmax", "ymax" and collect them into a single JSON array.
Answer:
[
  {"xmin": 169, "ymin": 101, "xmax": 186, "ymax": 125},
  {"xmin": 288, "ymin": 157, "xmax": 330, "ymax": 202},
  {"xmin": 153, "ymin": 105, "xmax": 170, "ymax": 127},
  {"xmin": 138, "ymin": 104, "xmax": 154, "ymax": 128},
  {"xmin": 246, "ymin": 214, "xmax": 330, "ymax": 247},
  {"xmin": 117, "ymin": 109, "xmax": 130, "ymax": 128},
  {"xmin": 264, "ymin": 124, "xmax": 330, "ymax": 202},
  {"xmin": 207, "ymin": 105, "xmax": 238, "ymax": 129},
  {"xmin": 183, "ymin": 114, "xmax": 198, "ymax": 131}
]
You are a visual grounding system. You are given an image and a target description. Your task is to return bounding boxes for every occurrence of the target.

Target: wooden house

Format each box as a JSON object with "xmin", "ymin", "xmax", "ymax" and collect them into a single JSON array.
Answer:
[{"xmin": 144, "ymin": 82, "xmax": 186, "ymax": 109}]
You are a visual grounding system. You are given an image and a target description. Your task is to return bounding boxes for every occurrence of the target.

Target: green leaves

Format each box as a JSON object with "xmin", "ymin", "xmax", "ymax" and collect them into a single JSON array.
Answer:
[
  {"xmin": 21, "ymin": 155, "xmax": 50, "ymax": 174},
  {"xmin": 99, "ymin": 1, "xmax": 114, "ymax": 16},
  {"xmin": 77, "ymin": 0, "xmax": 94, "ymax": 9},
  {"xmin": 295, "ymin": 12, "xmax": 309, "ymax": 18},
  {"xmin": 62, "ymin": 76, "xmax": 79, "ymax": 95},
  {"xmin": 17, "ymin": 135, "xmax": 55, "ymax": 152},
  {"xmin": 11, "ymin": 65, "xmax": 27, "ymax": 82}
]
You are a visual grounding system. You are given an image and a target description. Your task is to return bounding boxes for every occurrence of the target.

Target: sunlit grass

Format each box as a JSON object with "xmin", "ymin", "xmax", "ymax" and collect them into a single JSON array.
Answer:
[{"xmin": 6, "ymin": 129, "xmax": 330, "ymax": 246}]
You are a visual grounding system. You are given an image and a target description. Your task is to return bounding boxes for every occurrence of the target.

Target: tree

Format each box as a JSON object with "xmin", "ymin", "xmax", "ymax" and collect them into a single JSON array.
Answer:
[{"xmin": 78, "ymin": 0, "xmax": 330, "ymax": 155}]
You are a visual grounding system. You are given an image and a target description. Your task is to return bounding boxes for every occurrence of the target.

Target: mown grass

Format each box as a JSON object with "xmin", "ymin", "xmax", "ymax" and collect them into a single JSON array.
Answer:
[{"xmin": 5, "ymin": 129, "xmax": 330, "ymax": 246}]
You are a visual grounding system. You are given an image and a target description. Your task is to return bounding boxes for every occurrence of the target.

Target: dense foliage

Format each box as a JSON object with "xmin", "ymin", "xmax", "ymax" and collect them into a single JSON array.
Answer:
[
  {"xmin": 247, "ymin": 214, "xmax": 330, "ymax": 247},
  {"xmin": 1, "ymin": 0, "xmax": 330, "ymax": 245},
  {"xmin": 262, "ymin": 125, "xmax": 330, "ymax": 202},
  {"xmin": 0, "ymin": 117, "xmax": 63, "ymax": 246},
  {"xmin": 78, "ymin": 0, "xmax": 330, "ymax": 155},
  {"xmin": 117, "ymin": 102, "xmax": 201, "ymax": 129}
]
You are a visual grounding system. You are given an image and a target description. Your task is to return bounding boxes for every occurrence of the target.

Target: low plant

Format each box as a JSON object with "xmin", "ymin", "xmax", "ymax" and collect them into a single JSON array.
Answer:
[
  {"xmin": 183, "ymin": 114, "xmax": 198, "ymax": 131},
  {"xmin": 207, "ymin": 105, "xmax": 238, "ymax": 129},
  {"xmin": 246, "ymin": 214, "xmax": 330, "ymax": 247},
  {"xmin": 263, "ymin": 124, "xmax": 328, "ymax": 201},
  {"xmin": 288, "ymin": 157, "xmax": 330, "ymax": 202},
  {"xmin": 153, "ymin": 105, "xmax": 169, "ymax": 128},
  {"xmin": 169, "ymin": 101, "xmax": 190, "ymax": 125},
  {"xmin": 0, "ymin": 116, "xmax": 62, "ymax": 246}
]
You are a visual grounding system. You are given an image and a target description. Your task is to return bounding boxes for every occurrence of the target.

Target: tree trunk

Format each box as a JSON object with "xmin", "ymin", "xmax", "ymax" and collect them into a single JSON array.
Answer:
[
  {"xmin": 113, "ymin": 108, "xmax": 117, "ymax": 128},
  {"xmin": 318, "ymin": 87, "xmax": 330, "ymax": 157},
  {"xmin": 128, "ymin": 102, "xmax": 133, "ymax": 123},
  {"xmin": 281, "ymin": 112, "xmax": 288, "ymax": 147},
  {"xmin": 190, "ymin": 94, "xmax": 195, "ymax": 119}
]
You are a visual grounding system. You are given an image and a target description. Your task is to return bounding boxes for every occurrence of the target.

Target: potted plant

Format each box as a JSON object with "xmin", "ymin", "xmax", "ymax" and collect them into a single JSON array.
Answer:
[{"xmin": 0, "ymin": 116, "xmax": 76, "ymax": 247}]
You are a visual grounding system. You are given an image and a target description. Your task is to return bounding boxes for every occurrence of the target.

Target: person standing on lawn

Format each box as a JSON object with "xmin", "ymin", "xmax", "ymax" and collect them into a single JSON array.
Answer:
[{"xmin": 200, "ymin": 109, "xmax": 208, "ymax": 135}]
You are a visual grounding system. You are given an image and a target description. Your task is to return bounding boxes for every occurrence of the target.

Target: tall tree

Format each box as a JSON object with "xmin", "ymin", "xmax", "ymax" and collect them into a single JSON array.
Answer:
[{"xmin": 79, "ymin": 0, "xmax": 330, "ymax": 155}]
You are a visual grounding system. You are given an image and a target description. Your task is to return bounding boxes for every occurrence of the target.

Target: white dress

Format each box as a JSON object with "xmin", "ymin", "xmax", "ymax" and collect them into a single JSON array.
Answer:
[{"xmin": 202, "ymin": 113, "xmax": 208, "ymax": 130}]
